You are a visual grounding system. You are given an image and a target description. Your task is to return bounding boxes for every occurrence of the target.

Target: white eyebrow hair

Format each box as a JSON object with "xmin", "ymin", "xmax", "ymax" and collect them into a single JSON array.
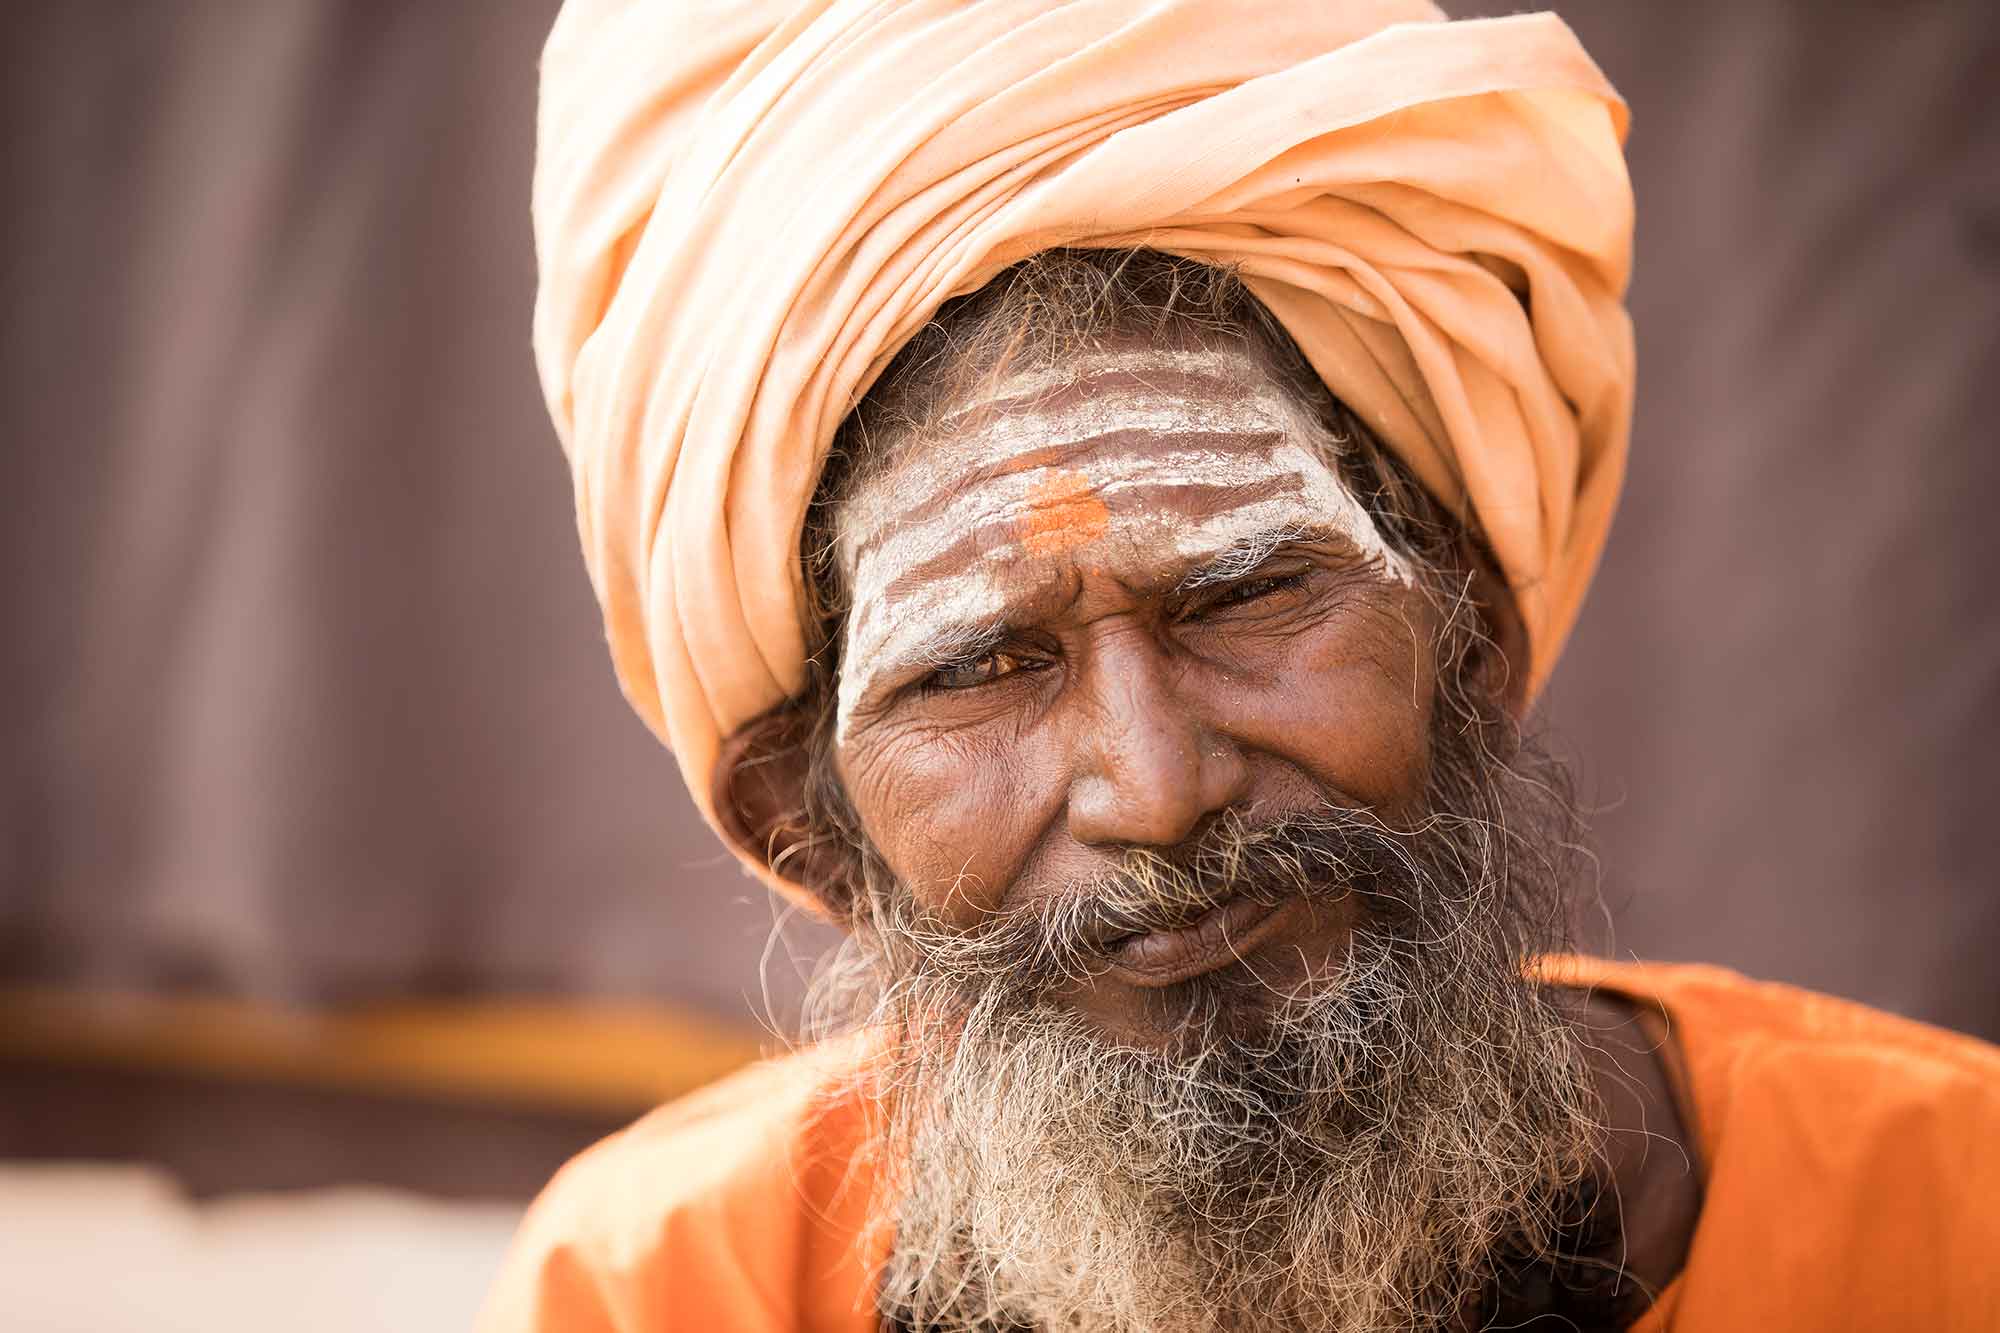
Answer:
[
  {"xmin": 901, "ymin": 616, "xmax": 1011, "ymax": 673},
  {"xmin": 1173, "ymin": 521, "xmax": 1323, "ymax": 593}
]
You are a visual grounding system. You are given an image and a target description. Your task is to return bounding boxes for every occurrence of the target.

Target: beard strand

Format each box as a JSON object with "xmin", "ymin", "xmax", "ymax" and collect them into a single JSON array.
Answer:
[{"xmin": 804, "ymin": 712, "xmax": 1605, "ymax": 1333}]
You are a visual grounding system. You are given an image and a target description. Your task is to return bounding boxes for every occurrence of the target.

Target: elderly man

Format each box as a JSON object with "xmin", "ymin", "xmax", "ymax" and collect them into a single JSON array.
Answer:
[{"xmin": 485, "ymin": 2, "xmax": 2000, "ymax": 1329}]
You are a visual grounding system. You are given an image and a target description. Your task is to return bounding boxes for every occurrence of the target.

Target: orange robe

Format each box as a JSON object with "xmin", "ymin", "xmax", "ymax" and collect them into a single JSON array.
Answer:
[{"xmin": 479, "ymin": 960, "xmax": 2000, "ymax": 1331}]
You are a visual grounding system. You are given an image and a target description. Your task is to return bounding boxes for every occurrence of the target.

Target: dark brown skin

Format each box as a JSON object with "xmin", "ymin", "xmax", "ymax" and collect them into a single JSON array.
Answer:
[
  {"xmin": 717, "ymin": 333, "xmax": 1699, "ymax": 1309},
  {"xmin": 832, "ymin": 341, "xmax": 1428, "ymax": 1041},
  {"xmin": 842, "ymin": 539, "xmax": 1421, "ymax": 1041}
]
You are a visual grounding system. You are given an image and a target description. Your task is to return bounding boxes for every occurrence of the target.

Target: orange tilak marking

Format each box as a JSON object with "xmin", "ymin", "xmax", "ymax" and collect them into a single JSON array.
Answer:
[{"xmin": 1016, "ymin": 470, "xmax": 1111, "ymax": 556}]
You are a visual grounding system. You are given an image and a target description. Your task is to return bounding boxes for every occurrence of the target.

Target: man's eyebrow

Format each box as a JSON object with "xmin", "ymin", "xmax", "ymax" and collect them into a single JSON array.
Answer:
[
  {"xmin": 1173, "ymin": 521, "xmax": 1330, "ymax": 592},
  {"xmin": 879, "ymin": 616, "xmax": 1013, "ymax": 678}
]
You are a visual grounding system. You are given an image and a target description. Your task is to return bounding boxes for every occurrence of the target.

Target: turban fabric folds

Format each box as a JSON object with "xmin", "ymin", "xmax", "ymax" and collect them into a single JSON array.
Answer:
[{"xmin": 533, "ymin": 0, "xmax": 1634, "ymax": 901}]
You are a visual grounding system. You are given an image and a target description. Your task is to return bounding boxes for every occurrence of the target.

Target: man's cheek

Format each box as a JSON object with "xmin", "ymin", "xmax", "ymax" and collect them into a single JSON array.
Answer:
[
  {"xmin": 1227, "ymin": 607, "xmax": 1434, "ymax": 811},
  {"xmin": 843, "ymin": 729, "xmax": 1039, "ymax": 920}
]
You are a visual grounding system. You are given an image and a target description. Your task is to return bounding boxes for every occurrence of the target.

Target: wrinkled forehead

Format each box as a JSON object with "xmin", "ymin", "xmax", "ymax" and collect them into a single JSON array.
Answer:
[
  {"xmin": 826, "ymin": 335, "xmax": 1413, "ymax": 737},
  {"xmin": 836, "ymin": 339, "xmax": 1312, "ymax": 571}
]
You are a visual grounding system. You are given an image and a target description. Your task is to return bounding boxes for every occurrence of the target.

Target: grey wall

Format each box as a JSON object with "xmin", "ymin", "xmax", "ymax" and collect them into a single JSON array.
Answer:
[{"xmin": 5, "ymin": 3, "xmax": 1994, "ymax": 1038}]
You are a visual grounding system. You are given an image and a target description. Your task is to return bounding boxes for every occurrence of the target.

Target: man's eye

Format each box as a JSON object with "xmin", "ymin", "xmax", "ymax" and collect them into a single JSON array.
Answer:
[
  {"xmin": 1181, "ymin": 573, "xmax": 1302, "ymax": 620},
  {"xmin": 926, "ymin": 651, "xmax": 1030, "ymax": 692}
]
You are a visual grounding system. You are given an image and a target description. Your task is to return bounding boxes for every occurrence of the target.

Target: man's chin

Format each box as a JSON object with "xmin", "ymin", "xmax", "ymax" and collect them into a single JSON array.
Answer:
[{"xmin": 878, "ymin": 920, "xmax": 1604, "ymax": 1333}]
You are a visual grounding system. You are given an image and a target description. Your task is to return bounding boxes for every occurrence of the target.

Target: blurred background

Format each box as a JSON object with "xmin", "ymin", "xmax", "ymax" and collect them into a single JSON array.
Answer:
[{"xmin": 3, "ymin": 3, "xmax": 1995, "ymax": 1328}]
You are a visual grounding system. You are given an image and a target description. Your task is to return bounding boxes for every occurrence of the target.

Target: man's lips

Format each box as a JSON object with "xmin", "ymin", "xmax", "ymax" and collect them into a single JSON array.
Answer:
[{"xmin": 1101, "ymin": 894, "xmax": 1301, "ymax": 988}]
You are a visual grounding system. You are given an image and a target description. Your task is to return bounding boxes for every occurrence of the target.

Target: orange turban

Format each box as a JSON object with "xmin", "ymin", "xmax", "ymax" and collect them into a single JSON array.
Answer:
[{"xmin": 532, "ymin": 0, "xmax": 1634, "ymax": 900}]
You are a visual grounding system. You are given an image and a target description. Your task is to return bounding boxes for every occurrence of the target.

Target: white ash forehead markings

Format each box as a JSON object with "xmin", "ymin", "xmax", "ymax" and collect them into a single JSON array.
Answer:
[
  {"xmin": 938, "ymin": 366, "xmax": 1268, "ymax": 430},
  {"xmin": 852, "ymin": 383, "xmax": 1301, "ymax": 497},
  {"xmin": 843, "ymin": 433, "xmax": 1295, "ymax": 576},
  {"xmin": 847, "ymin": 341, "xmax": 1305, "ymax": 545},
  {"xmin": 839, "ymin": 393, "xmax": 1307, "ymax": 565},
  {"xmin": 877, "ymin": 475, "xmax": 1316, "ymax": 605},
  {"xmin": 851, "ymin": 444, "xmax": 1311, "ymax": 578},
  {"xmin": 944, "ymin": 345, "xmax": 1276, "ymax": 413},
  {"xmin": 852, "ymin": 433, "xmax": 1397, "ymax": 580},
  {"xmin": 843, "ymin": 443, "xmax": 1401, "ymax": 657},
  {"xmin": 851, "ymin": 438, "xmax": 1397, "ymax": 596}
]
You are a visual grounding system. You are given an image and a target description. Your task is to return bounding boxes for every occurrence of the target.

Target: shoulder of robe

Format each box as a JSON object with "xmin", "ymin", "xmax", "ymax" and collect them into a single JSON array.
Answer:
[
  {"xmin": 1587, "ymin": 959, "xmax": 2000, "ymax": 1328},
  {"xmin": 476, "ymin": 1034, "xmax": 886, "ymax": 1333}
]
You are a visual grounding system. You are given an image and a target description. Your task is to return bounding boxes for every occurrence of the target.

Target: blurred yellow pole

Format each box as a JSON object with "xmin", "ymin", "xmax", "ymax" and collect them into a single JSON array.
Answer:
[{"xmin": 0, "ymin": 989, "xmax": 766, "ymax": 1116}]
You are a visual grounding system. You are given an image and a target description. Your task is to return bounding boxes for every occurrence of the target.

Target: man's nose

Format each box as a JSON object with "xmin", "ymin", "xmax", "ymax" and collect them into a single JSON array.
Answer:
[{"xmin": 1064, "ymin": 632, "xmax": 1251, "ymax": 848}]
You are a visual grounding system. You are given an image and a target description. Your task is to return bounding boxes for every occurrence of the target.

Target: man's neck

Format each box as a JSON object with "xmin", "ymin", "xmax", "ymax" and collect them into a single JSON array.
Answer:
[{"xmin": 1543, "ymin": 986, "xmax": 1701, "ymax": 1319}]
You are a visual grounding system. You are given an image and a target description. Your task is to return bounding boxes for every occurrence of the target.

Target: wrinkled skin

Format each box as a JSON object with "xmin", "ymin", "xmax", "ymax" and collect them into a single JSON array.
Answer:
[{"xmin": 834, "ymin": 337, "xmax": 1443, "ymax": 1043}]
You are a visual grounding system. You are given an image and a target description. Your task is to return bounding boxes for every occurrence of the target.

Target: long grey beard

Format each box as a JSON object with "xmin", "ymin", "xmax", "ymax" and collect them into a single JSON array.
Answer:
[{"xmin": 809, "ymin": 769, "xmax": 1603, "ymax": 1331}]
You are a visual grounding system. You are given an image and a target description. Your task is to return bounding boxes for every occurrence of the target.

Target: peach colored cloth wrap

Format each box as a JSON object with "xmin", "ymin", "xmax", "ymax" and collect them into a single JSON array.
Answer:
[{"xmin": 532, "ymin": 0, "xmax": 1635, "ymax": 902}]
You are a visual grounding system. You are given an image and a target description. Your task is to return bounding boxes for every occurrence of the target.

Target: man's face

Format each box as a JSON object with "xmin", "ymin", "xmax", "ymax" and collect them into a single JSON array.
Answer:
[
  {"xmin": 817, "ymin": 321, "xmax": 1595, "ymax": 1333},
  {"xmin": 832, "ymin": 332, "xmax": 1436, "ymax": 1044}
]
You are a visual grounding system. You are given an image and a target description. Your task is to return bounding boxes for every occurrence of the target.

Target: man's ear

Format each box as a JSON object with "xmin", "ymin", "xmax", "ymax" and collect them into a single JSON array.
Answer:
[
  {"xmin": 1455, "ymin": 537, "xmax": 1533, "ymax": 721},
  {"xmin": 710, "ymin": 703, "xmax": 852, "ymax": 908}
]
